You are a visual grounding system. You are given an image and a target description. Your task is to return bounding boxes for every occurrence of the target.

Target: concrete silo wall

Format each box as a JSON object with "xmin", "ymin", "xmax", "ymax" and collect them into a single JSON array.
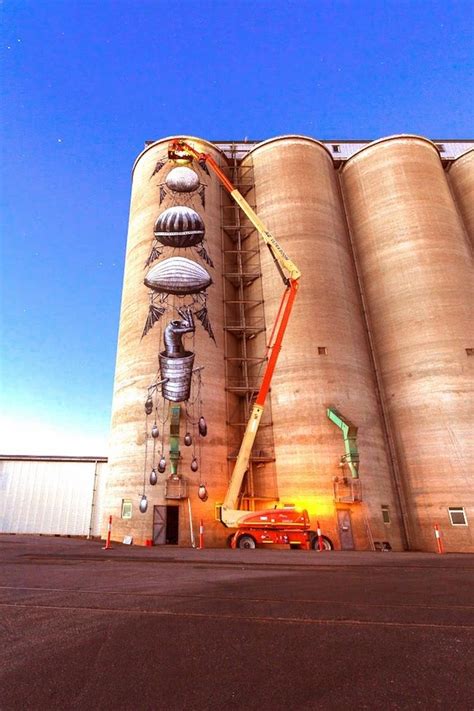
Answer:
[
  {"xmin": 341, "ymin": 136, "xmax": 474, "ymax": 552},
  {"xmin": 104, "ymin": 137, "xmax": 228, "ymax": 546},
  {"xmin": 448, "ymin": 149, "xmax": 474, "ymax": 247},
  {"xmin": 242, "ymin": 136, "xmax": 405, "ymax": 550}
]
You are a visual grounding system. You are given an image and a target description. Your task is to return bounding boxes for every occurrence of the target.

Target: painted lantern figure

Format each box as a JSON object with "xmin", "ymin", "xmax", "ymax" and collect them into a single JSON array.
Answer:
[
  {"xmin": 150, "ymin": 160, "xmax": 209, "ymax": 208},
  {"xmin": 142, "ymin": 256, "xmax": 214, "ymax": 340},
  {"xmin": 165, "ymin": 166, "xmax": 201, "ymax": 194},
  {"xmin": 139, "ymin": 153, "xmax": 213, "ymax": 512},
  {"xmin": 154, "ymin": 206, "xmax": 205, "ymax": 248},
  {"xmin": 159, "ymin": 307, "xmax": 196, "ymax": 403},
  {"xmin": 146, "ymin": 204, "xmax": 213, "ymax": 269}
]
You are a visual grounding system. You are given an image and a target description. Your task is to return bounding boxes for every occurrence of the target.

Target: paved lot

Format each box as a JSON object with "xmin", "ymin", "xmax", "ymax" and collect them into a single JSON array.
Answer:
[{"xmin": 1, "ymin": 535, "xmax": 473, "ymax": 711}]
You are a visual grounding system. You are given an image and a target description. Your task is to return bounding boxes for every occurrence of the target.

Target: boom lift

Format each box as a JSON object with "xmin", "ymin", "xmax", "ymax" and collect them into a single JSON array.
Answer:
[{"xmin": 168, "ymin": 140, "xmax": 333, "ymax": 551}]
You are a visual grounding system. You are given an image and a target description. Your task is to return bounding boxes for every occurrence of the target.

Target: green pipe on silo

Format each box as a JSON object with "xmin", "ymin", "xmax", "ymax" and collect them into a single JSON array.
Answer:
[
  {"xmin": 327, "ymin": 407, "xmax": 359, "ymax": 479},
  {"xmin": 169, "ymin": 405, "xmax": 181, "ymax": 476}
]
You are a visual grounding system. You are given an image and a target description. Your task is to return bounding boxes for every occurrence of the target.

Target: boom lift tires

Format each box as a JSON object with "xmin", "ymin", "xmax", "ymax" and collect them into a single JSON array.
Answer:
[
  {"xmin": 237, "ymin": 535, "xmax": 257, "ymax": 549},
  {"xmin": 310, "ymin": 534, "xmax": 334, "ymax": 551},
  {"xmin": 234, "ymin": 535, "xmax": 334, "ymax": 551}
]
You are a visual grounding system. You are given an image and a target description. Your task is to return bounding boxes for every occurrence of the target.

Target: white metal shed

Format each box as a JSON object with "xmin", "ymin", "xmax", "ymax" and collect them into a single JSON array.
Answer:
[{"xmin": 0, "ymin": 455, "xmax": 108, "ymax": 537}]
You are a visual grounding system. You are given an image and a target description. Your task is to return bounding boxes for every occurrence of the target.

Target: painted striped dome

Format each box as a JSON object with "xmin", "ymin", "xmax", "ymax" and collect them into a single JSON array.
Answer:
[
  {"xmin": 165, "ymin": 166, "xmax": 200, "ymax": 192},
  {"xmin": 144, "ymin": 257, "xmax": 212, "ymax": 295},
  {"xmin": 154, "ymin": 206, "xmax": 205, "ymax": 248}
]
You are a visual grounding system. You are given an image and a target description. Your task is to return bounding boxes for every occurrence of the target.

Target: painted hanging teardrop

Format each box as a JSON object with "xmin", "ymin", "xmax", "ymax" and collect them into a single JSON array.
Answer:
[
  {"xmin": 158, "ymin": 457, "xmax": 166, "ymax": 474},
  {"xmin": 139, "ymin": 495, "xmax": 148, "ymax": 514},
  {"xmin": 198, "ymin": 416, "xmax": 207, "ymax": 437},
  {"xmin": 198, "ymin": 484, "xmax": 208, "ymax": 501},
  {"xmin": 191, "ymin": 457, "xmax": 199, "ymax": 472},
  {"xmin": 145, "ymin": 396, "xmax": 153, "ymax": 415},
  {"xmin": 184, "ymin": 432, "xmax": 192, "ymax": 447},
  {"xmin": 151, "ymin": 424, "xmax": 159, "ymax": 439},
  {"xmin": 149, "ymin": 468, "xmax": 158, "ymax": 486}
]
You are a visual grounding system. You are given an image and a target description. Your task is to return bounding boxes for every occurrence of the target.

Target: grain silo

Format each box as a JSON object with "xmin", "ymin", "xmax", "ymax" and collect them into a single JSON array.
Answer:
[
  {"xmin": 448, "ymin": 149, "xmax": 474, "ymax": 245},
  {"xmin": 103, "ymin": 136, "xmax": 229, "ymax": 546},
  {"xmin": 241, "ymin": 136, "xmax": 406, "ymax": 550},
  {"xmin": 103, "ymin": 133, "xmax": 473, "ymax": 552},
  {"xmin": 341, "ymin": 135, "xmax": 474, "ymax": 552}
]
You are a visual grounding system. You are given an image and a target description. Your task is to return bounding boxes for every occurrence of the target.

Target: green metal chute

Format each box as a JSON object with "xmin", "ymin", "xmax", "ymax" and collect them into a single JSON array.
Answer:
[{"xmin": 326, "ymin": 407, "xmax": 359, "ymax": 479}]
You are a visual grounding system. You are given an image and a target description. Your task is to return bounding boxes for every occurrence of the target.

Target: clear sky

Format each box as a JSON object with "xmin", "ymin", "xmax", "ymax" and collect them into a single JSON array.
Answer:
[{"xmin": 1, "ymin": 0, "xmax": 473, "ymax": 455}]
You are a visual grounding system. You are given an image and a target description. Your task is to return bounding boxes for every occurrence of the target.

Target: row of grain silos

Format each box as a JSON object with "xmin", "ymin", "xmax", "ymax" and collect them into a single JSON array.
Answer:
[
  {"xmin": 341, "ymin": 137, "xmax": 473, "ymax": 552},
  {"xmin": 103, "ymin": 134, "xmax": 473, "ymax": 552}
]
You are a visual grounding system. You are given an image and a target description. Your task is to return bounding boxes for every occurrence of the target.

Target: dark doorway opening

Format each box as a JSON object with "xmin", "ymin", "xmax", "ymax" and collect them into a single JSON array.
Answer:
[{"xmin": 166, "ymin": 505, "xmax": 179, "ymax": 545}]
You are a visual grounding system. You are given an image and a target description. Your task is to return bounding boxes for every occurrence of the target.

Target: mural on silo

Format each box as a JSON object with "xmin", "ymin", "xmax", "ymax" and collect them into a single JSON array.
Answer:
[
  {"xmin": 139, "ymin": 156, "xmax": 215, "ymax": 511},
  {"xmin": 146, "ymin": 162, "xmax": 213, "ymax": 266},
  {"xmin": 142, "ymin": 255, "xmax": 214, "ymax": 337},
  {"xmin": 146, "ymin": 205, "xmax": 214, "ymax": 268}
]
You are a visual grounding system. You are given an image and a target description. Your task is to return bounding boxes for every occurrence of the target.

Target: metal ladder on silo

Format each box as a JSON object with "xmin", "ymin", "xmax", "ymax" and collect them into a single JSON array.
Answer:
[{"xmin": 220, "ymin": 143, "xmax": 277, "ymax": 510}]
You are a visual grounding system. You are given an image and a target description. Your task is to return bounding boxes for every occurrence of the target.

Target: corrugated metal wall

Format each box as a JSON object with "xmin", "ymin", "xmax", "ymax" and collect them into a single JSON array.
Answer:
[{"xmin": 0, "ymin": 458, "xmax": 108, "ymax": 537}]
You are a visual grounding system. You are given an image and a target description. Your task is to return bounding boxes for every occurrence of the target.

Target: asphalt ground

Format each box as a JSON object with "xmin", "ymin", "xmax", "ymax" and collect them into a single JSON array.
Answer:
[{"xmin": 1, "ymin": 536, "xmax": 473, "ymax": 711}]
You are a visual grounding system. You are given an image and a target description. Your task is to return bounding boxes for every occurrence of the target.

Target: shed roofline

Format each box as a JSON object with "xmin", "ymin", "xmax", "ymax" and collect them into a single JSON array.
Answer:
[{"xmin": 0, "ymin": 455, "xmax": 108, "ymax": 463}]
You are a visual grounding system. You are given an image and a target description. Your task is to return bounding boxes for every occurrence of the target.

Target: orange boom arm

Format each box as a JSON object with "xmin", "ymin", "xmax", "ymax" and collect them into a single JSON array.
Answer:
[{"xmin": 169, "ymin": 139, "xmax": 301, "ymax": 527}]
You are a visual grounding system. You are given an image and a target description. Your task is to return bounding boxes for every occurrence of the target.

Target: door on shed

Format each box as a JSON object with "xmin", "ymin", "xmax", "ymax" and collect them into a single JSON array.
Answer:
[
  {"xmin": 337, "ymin": 509, "xmax": 355, "ymax": 550},
  {"xmin": 153, "ymin": 505, "xmax": 166, "ymax": 545}
]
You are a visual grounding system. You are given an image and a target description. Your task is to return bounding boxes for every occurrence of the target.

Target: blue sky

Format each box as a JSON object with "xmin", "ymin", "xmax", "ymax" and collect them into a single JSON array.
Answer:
[{"xmin": 1, "ymin": 0, "xmax": 473, "ymax": 455}]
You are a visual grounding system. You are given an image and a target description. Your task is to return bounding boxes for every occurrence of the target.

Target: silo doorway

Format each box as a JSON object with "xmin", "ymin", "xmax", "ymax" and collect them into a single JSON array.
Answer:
[
  {"xmin": 153, "ymin": 505, "xmax": 180, "ymax": 545},
  {"xmin": 166, "ymin": 505, "xmax": 179, "ymax": 544},
  {"xmin": 337, "ymin": 509, "xmax": 355, "ymax": 550}
]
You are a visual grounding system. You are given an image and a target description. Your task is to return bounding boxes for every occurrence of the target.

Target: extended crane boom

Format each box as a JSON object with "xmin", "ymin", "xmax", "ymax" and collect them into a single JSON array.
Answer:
[
  {"xmin": 168, "ymin": 139, "xmax": 301, "ymax": 529},
  {"xmin": 169, "ymin": 141, "xmax": 301, "ymax": 283}
]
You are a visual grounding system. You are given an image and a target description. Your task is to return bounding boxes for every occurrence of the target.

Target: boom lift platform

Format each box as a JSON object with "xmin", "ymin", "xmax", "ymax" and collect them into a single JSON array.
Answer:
[{"xmin": 168, "ymin": 139, "xmax": 333, "ymax": 551}]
